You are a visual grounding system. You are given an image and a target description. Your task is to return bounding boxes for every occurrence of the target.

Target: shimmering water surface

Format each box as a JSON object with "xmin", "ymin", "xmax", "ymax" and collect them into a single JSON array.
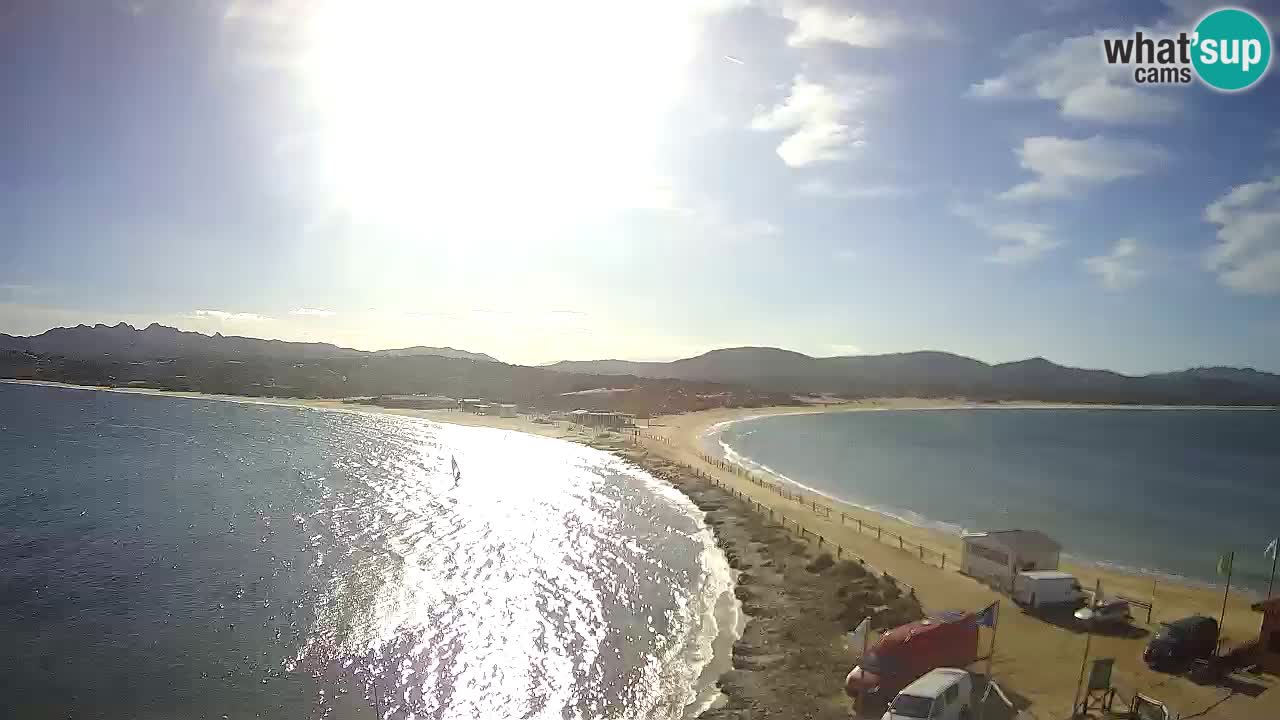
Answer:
[{"xmin": 0, "ymin": 383, "xmax": 734, "ymax": 719}]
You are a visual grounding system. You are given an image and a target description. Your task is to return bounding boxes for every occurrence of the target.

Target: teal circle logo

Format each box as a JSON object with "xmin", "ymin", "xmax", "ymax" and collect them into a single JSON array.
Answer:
[{"xmin": 1192, "ymin": 8, "xmax": 1272, "ymax": 91}]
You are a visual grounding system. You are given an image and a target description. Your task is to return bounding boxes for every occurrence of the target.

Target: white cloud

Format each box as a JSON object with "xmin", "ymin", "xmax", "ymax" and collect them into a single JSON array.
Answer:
[
  {"xmin": 969, "ymin": 27, "xmax": 1182, "ymax": 124},
  {"xmin": 781, "ymin": 2, "xmax": 944, "ymax": 48},
  {"xmin": 798, "ymin": 179, "xmax": 911, "ymax": 199},
  {"xmin": 984, "ymin": 221, "xmax": 1060, "ymax": 264},
  {"xmin": 1203, "ymin": 176, "xmax": 1280, "ymax": 294},
  {"xmin": 750, "ymin": 75, "xmax": 872, "ymax": 167},
  {"xmin": 952, "ymin": 203, "xmax": 1061, "ymax": 264},
  {"xmin": 1162, "ymin": 0, "xmax": 1280, "ymax": 25},
  {"xmin": 1000, "ymin": 135, "xmax": 1169, "ymax": 201},
  {"xmin": 1084, "ymin": 238, "xmax": 1145, "ymax": 289},
  {"xmin": 189, "ymin": 309, "xmax": 273, "ymax": 322},
  {"xmin": 290, "ymin": 308, "xmax": 337, "ymax": 317}
]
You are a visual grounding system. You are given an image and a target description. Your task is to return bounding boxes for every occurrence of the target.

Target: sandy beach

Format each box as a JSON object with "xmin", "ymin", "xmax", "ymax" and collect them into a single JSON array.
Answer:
[
  {"xmin": 6, "ymin": 380, "xmax": 1278, "ymax": 718},
  {"xmin": 637, "ymin": 401, "xmax": 1280, "ymax": 719}
]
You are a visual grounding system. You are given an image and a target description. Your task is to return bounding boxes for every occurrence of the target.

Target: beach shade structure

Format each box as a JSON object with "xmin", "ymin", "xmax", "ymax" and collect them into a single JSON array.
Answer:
[
  {"xmin": 844, "ymin": 611, "xmax": 979, "ymax": 705},
  {"xmin": 960, "ymin": 530, "xmax": 1061, "ymax": 592}
]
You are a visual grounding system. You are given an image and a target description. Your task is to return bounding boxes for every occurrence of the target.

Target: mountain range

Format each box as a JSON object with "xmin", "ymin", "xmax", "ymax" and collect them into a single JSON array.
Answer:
[
  {"xmin": 0, "ymin": 323, "xmax": 498, "ymax": 363},
  {"xmin": 547, "ymin": 347, "xmax": 1280, "ymax": 405},
  {"xmin": 3, "ymin": 325, "xmax": 1278, "ymax": 405}
]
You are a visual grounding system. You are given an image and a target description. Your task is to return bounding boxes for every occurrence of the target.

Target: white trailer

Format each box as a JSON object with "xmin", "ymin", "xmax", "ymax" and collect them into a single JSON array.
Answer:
[{"xmin": 1012, "ymin": 570, "xmax": 1086, "ymax": 609}]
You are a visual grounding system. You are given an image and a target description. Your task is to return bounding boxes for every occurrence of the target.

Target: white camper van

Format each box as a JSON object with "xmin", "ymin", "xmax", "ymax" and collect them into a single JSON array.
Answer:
[
  {"xmin": 1012, "ymin": 570, "xmax": 1086, "ymax": 609},
  {"xmin": 882, "ymin": 668, "xmax": 972, "ymax": 720}
]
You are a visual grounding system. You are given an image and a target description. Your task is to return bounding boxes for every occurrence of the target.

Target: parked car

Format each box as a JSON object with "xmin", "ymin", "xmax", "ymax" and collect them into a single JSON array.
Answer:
[
  {"xmin": 1012, "ymin": 570, "xmax": 1087, "ymax": 609},
  {"xmin": 1144, "ymin": 615, "xmax": 1219, "ymax": 670},
  {"xmin": 846, "ymin": 611, "xmax": 979, "ymax": 702},
  {"xmin": 1074, "ymin": 598, "xmax": 1132, "ymax": 627},
  {"xmin": 882, "ymin": 668, "xmax": 973, "ymax": 720}
]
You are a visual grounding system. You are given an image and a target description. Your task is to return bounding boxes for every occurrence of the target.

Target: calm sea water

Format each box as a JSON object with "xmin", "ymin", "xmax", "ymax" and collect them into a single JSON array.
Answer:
[
  {"xmin": 710, "ymin": 408, "xmax": 1280, "ymax": 593},
  {"xmin": 0, "ymin": 383, "xmax": 735, "ymax": 720}
]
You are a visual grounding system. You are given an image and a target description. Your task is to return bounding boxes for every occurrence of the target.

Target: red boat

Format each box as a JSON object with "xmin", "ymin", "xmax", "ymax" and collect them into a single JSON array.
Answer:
[{"xmin": 845, "ymin": 611, "xmax": 979, "ymax": 701}]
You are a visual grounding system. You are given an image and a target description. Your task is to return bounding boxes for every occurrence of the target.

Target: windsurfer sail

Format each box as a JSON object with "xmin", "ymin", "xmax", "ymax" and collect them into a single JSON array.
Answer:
[{"xmin": 451, "ymin": 455, "xmax": 461, "ymax": 486}]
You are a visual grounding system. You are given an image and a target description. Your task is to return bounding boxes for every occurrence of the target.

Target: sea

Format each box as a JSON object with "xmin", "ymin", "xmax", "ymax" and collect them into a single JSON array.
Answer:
[
  {"xmin": 708, "ymin": 407, "xmax": 1280, "ymax": 594},
  {"xmin": 0, "ymin": 382, "xmax": 739, "ymax": 720}
]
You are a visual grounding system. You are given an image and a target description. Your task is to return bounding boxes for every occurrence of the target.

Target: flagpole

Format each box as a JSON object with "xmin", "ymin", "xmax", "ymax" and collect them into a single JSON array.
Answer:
[
  {"xmin": 1268, "ymin": 541, "xmax": 1278, "ymax": 601},
  {"xmin": 1217, "ymin": 551, "xmax": 1233, "ymax": 656},
  {"xmin": 1071, "ymin": 579, "xmax": 1101, "ymax": 718},
  {"xmin": 977, "ymin": 603, "xmax": 999, "ymax": 720},
  {"xmin": 985, "ymin": 601, "xmax": 1000, "ymax": 681},
  {"xmin": 863, "ymin": 616, "xmax": 870, "ymax": 658}
]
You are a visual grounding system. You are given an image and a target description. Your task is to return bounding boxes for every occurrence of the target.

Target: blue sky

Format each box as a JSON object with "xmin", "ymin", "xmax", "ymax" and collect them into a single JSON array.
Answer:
[{"xmin": 2, "ymin": 0, "xmax": 1279, "ymax": 371}]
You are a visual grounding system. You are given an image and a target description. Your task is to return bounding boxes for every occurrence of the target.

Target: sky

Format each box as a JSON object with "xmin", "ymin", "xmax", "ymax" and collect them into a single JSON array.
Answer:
[{"xmin": 2, "ymin": 0, "xmax": 1279, "ymax": 372}]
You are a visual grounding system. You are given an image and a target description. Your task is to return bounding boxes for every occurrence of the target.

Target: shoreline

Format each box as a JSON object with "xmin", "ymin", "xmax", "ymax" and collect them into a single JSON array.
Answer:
[
  {"xmin": 5, "ymin": 379, "xmax": 1269, "ymax": 598},
  {"xmin": 637, "ymin": 403, "xmax": 1280, "ymax": 719},
  {"xmin": 618, "ymin": 444, "xmax": 926, "ymax": 720},
  {"xmin": 692, "ymin": 404, "xmax": 1269, "ymax": 596},
  {"xmin": 0, "ymin": 379, "xmax": 755, "ymax": 718},
  {"xmin": 5, "ymin": 381, "xmax": 1278, "ymax": 717}
]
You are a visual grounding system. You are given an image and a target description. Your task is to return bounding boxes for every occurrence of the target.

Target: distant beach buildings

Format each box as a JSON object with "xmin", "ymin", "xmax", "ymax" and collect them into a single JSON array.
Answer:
[
  {"xmin": 568, "ymin": 409, "xmax": 635, "ymax": 430},
  {"xmin": 960, "ymin": 529, "xmax": 1062, "ymax": 591},
  {"xmin": 459, "ymin": 399, "xmax": 518, "ymax": 416},
  {"xmin": 349, "ymin": 394, "xmax": 459, "ymax": 410}
]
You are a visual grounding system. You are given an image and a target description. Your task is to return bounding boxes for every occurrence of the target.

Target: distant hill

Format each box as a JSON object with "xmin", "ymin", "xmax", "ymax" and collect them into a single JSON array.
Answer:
[
  {"xmin": 373, "ymin": 346, "xmax": 497, "ymax": 362},
  {"xmin": 0, "ymin": 348, "xmax": 793, "ymax": 416},
  {"xmin": 0, "ymin": 323, "xmax": 497, "ymax": 363},
  {"xmin": 4, "ymin": 324, "xmax": 1277, "ymax": 406},
  {"xmin": 547, "ymin": 347, "xmax": 1280, "ymax": 405}
]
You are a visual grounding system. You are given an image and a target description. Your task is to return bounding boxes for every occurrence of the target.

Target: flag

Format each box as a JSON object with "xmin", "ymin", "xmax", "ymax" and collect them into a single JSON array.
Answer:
[
  {"xmin": 848, "ymin": 616, "xmax": 871, "ymax": 659},
  {"xmin": 1266, "ymin": 538, "xmax": 1278, "ymax": 560},
  {"xmin": 975, "ymin": 601, "xmax": 998, "ymax": 628},
  {"xmin": 1217, "ymin": 552, "xmax": 1234, "ymax": 576}
]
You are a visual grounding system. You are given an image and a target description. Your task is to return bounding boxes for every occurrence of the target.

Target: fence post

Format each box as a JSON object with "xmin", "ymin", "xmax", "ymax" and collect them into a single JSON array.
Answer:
[
  {"xmin": 878, "ymin": 527, "xmax": 882, "ymax": 541},
  {"xmin": 942, "ymin": 553, "xmax": 946, "ymax": 570},
  {"xmin": 837, "ymin": 545, "xmax": 843, "ymax": 559},
  {"xmin": 858, "ymin": 519, "xmax": 863, "ymax": 533},
  {"xmin": 899, "ymin": 536, "xmax": 904, "ymax": 551},
  {"xmin": 919, "ymin": 546, "xmax": 924, "ymax": 560}
]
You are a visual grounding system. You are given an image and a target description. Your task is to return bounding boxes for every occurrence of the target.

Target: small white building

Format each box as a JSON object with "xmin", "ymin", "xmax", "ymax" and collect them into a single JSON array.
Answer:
[
  {"xmin": 960, "ymin": 529, "xmax": 1061, "ymax": 591},
  {"xmin": 498, "ymin": 403, "xmax": 517, "ymax": 418}
]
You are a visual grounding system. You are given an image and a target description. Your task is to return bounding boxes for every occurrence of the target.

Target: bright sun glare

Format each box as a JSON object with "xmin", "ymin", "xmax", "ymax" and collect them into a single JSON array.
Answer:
[{"xmin": 302, "ymin": 0, "xmax": 701, "ymax": 237}]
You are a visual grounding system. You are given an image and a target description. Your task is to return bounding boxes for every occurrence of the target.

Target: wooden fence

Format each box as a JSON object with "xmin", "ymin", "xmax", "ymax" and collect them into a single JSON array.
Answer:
[
  {"xmin": 626, "ymin": 435, "xmax": 944, "ymax": 597},
  {"xmin": 685, "ymin": 448, "xmax": 951, "ymax": 572}
]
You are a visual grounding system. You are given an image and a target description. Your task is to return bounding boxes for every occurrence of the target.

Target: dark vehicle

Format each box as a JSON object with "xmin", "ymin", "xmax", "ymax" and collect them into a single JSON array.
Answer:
[{"xmin": 1143, "ymin": 615, "xmax": 1218, "ymax": 670}]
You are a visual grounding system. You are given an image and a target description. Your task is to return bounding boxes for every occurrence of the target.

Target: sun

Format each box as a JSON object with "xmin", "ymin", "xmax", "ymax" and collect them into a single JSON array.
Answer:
[{"xmin": 300, "ymin": 0, "xmax": 701, "ymax": 239}]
